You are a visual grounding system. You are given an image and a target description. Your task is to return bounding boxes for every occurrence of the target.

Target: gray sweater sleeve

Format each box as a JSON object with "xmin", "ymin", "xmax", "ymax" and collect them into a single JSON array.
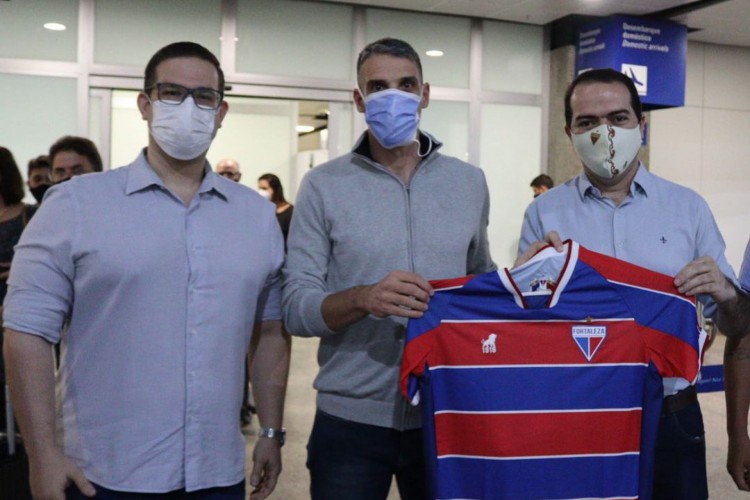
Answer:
[{"xmin": 281, "ymin": 172, "xmax": 337, "ymax": 338}]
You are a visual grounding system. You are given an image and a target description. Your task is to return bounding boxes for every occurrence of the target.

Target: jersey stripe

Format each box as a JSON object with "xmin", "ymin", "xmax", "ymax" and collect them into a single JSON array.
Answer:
[
  {"xmin": 427, "ymin": 365, "xmax": 647, "ymax": 412},
  {"xmin": 434, "ymin": 454, "xmax": 640, "ymax": 499}
]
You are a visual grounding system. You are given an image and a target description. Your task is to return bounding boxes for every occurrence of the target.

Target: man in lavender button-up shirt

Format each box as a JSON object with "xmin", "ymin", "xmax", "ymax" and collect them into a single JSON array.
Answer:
[{"xmin": 3, "ymin": 42, "xmax": 290, "ymax": 500}]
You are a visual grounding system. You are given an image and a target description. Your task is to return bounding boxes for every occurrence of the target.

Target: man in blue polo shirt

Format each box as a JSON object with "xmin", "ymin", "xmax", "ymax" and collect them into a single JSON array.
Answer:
[
  {"xmin": 518, "ymin": 68, "xmax": 748, "ymax": 499},
  {"xmin": 3, "ymin": 42, "xmax": 290, "ymax": 500}
]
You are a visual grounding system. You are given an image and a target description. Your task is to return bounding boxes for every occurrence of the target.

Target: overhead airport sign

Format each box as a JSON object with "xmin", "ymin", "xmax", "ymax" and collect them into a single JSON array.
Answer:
[{"xmin": 575, "ymin": 16, "xmax": 688, "ymax": 109}]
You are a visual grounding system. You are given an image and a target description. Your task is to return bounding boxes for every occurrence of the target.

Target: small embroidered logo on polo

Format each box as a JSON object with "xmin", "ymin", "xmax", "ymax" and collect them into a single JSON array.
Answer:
[
  {"xmin": 481, "ymin": 333, "xmax": 497, "ymax": 354},
  {"xmin": 572, "ymin": 325, "xmax": 606, "ymax": 361}
]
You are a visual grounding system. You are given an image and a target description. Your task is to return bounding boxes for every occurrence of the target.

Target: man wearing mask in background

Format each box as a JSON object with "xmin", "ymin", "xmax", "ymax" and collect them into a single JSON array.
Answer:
[
  {"xmin": 517, "ymin": 68, "xmax": 749, "ymax": 499},
  {"xmin": 4, "ymin": 41, "xmax": 290, "ymax": 500},
  {"xmin": 26, "ymin": 155, "xmax": 52, "ymax": 204},
  {"xmin": 282, "ymin": 38, "xmax": 495, "ymax": 500},
  {"xmin": 49, "ymin": 135, "xmax": 103, "ymax": 184},
  {"xmin": 216, "ymin": 158, "xmax": 242, "ymax": 182},
  {"xmin": 530, "ymin": 173, "xmax": 554, "ymax": 198}
]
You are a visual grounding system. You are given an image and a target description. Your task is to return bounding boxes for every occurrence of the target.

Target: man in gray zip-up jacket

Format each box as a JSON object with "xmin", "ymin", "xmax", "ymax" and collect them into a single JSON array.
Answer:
[{"xmin": 282, "ymin": 38, "xmax": 495, "ymax": 500}]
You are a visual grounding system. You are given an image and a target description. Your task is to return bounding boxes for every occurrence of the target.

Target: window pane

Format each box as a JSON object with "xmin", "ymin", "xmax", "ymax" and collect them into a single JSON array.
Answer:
[
  {"xmin": 209, "ymin": 97, "xmax": 295, "ymax": 193},
  {"xmin": 110, "ymin": 91, "xmax": 148, "ymax": 169},
  {"xmin": 236, "ymin": 0, "xmax": 353, "ymax": 81},
  {"xmin": 480, "ymin": 104, "xmax": 542, "ymax": 266},
  {"xmin": 0, "ymin": 74, "xmax": 78, "ymax": 202},
  {"xmin": 94, "ymin": 0, "xmax": 222, "ymax": 67},
  {"xmin": 483, "ymin": 21, "xmax": 543, "ymax": 94},
  {"xmin": 366, "ymin": 9, "xmax": 471, "ymax": 89},
  {"xmin": 0, "ymin": 0, "xmax": 78, "ymax": 61},
  {"xmin": 420, "ymin": 101, "xmax": 469, "ymax": 163}
]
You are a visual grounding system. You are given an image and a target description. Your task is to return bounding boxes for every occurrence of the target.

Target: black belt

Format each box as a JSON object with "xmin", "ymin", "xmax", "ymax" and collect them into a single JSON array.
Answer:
[{"xmin": 662, "ymin": 385, "xmax": 698, "ymax": 415}]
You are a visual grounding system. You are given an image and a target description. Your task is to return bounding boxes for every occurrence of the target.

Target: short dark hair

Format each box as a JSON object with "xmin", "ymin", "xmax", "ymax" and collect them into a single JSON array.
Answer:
[
  {"xmin": 258, "ymin": 173, "xmax": 287, "ymax": 205},
  {"xmin": 144, "ymin": 41, "xmax": 225, "ymax": 96},
  {"xmin": 530, "ymin": 174, "xmax": 554, "ymax": 190},
  {"xmin": 0, "ymin": 147, "xmax": 25, "ymax": 205},
  {"xmin": 49, "ymin": 136, "xmax": 103, "ymax": 172},
  {"xmin": 27, "ymin": 155, "xmax": 51, "ymax": 177},
  {"xmin": 564, "ymin": 68, "xmax": 642, "ymax": 128},
  {"xmin": 356, "ymin": 38, "xmax": 423, "ymax": 88}
]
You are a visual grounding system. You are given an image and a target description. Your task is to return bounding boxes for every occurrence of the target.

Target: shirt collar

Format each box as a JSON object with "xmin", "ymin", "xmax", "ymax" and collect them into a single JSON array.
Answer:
[
  {"xmin": 125, "ymin": 149, "xmax": 227, "ymax": 200},
  {"xmin": 576, "ymin": 161, "xmax": 650, "ymax": 201},
  {"xmin": 352, "ymin": 130, "xmax": 443, "ymax": 161}
]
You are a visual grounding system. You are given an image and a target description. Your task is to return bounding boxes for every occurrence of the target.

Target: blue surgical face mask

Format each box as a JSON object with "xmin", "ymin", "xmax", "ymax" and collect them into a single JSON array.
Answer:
[{"xmin": 362, "ymin": 88, "xmax": 422, "ymax": 149}]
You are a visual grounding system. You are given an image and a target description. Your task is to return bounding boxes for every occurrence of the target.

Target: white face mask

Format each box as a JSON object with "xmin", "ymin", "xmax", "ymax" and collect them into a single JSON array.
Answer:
[
  {"xmin": 571, "ymin": 124, "xmax": 642, "ymax": 179},
  {"xmin": 150, "ymin": 98, "xmax": 218, "ymax": 161},
  {"xmin": 258, "ymin": 189, "xmax": 272, "ymax": 200}
]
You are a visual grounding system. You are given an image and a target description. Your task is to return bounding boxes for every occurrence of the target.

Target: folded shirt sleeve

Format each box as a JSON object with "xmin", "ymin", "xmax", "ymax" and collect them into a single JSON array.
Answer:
[{"xmin": 3, "ymin": 185, "xmax": 77, "ymax": 343}]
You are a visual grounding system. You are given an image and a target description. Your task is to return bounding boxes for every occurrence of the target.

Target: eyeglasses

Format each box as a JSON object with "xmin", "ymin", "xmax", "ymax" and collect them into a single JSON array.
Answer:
[{"xmin": 147, "ymin": 82, "xmax": 223, "ymax": 110}]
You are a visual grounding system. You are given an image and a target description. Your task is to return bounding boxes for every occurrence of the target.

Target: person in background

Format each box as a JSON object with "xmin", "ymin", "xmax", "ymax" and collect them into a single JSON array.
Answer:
[
  {"xmin": 0, "ymin": 146, "xmax": 38, "ymax": 431},
  {"xmin": 724, "ymin": 234, "xmax": 750, "ymax": 491},
  {"xmin": 530, "ymin": 173, "xmax": 554, "ymax": 198},
  {"xmin": 258, "ymin": 173, "xmax": 293, "ymax": 246},
  {"xmin": 517, "ymin": 68, "xmax": 749, "ymax": 500},
  {"xmin": 0, "ymin": 147, "xmax": 38, "ymax": 318},
  {"xmin": 49, "ymin": 135, "xmax": 103, "ymax": 184},
  {"xmin": 26, "ymin": 155, "xmax": 52, "ymax": 204},
  {"xmin": 282, "ymin": 38, "xmax": 494, "ymax": 500},
  {"xmin": 216, "ymin": 158, "xmax": 242, "ymax": 182},
  {"xmin": 3, "ymin": 41, "xmax": 290, "ymax": 500}
]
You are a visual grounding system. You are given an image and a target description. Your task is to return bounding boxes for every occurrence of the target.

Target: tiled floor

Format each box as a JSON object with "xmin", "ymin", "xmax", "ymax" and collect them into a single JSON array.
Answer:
[{"xmin": 246, "ymin": 334, "xmax": 748, "ymax": 499}]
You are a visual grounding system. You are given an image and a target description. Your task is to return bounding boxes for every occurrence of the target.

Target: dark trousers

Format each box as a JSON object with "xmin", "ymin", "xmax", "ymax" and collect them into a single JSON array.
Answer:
[
  {"xmin": 653, "ymin": 399, "xmax": 708, "ymax": 500},
  {"xmin": 307, "ymin": 410, "xmax": 427, "ymax": 500},
  {"xmin": 66, "ymin": 480, "xmax": 244, "ymax": 500}
]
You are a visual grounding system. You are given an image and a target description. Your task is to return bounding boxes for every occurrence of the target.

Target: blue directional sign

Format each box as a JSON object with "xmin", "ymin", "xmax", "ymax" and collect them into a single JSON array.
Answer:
[{"xmin": 575, "ymin": 16, "xmax": 688, "ymax": 109}]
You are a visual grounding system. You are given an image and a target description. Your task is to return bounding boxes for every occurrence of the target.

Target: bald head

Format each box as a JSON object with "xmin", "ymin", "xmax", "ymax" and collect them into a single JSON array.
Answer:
[{"xmin": 216, "ymin": 158, "xmax": 241, "ymax": 182}]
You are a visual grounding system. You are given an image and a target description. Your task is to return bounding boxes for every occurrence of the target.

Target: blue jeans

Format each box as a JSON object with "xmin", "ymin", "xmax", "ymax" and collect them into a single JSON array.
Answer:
[
  {"xmin": 652, "ymin": 399, "xmax": 708, "ymax": 500},
  {"xmin": 66, "ymin": 480, "xmax": 244, "ymax": 500},
  {"xmin": 307, "ymin": 411, "xmax": 427, "ymax": 500}
]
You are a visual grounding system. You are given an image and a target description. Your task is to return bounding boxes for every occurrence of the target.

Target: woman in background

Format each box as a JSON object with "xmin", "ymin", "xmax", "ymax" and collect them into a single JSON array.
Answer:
[
  {"xmin": 258, "ymin": 173, "xmax": 294, "ymax": 246},
  {"xmin": 0, "ymin": 146, "xmax": 38, "ymax": 431},
  {"xmin": 0, "ymin": 147, "xmax": 38, "ymax": 315}
]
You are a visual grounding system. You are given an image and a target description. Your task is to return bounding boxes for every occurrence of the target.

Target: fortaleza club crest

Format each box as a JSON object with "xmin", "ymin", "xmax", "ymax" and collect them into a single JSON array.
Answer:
[{"xmin": 572, "ymin": 325, "xmax": 607, "ymax": 361}]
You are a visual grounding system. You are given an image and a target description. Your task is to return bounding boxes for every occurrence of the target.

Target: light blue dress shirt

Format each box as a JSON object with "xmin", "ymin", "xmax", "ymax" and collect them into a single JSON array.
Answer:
[
  {"xmin": 3, "ymin": 151, "xmax": 284, "ymax": 492},
  {"xmin": 518, "ymin": 164, "xmax": 737, "ymax": 395},
  {"xmin": 741, "ymin": 237, "xmax": 750, "ymax": 291}
]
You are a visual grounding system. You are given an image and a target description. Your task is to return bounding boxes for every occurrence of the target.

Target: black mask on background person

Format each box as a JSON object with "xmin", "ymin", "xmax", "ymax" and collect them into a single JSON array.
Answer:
[{"xmin": 31, "ymin": 183, "xmax": 51, "ymax": 203}]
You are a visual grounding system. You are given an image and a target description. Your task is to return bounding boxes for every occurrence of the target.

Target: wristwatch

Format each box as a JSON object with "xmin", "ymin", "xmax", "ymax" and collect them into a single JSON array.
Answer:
[{"xmin": 258, "ymin": 427, "xmax": 286, "ymax": 446}]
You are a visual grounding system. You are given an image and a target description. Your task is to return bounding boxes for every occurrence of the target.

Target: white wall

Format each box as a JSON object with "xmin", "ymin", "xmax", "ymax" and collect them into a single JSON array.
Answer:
[{"xmin": 649, "ymin": 42, "xmax": 750, "ymax": 272}]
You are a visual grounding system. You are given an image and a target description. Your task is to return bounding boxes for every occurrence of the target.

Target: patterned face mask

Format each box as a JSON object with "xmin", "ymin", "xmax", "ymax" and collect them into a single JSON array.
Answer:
[{"xmin": 571, "ymin": 124, "xmax": 642, "ymax": 179}]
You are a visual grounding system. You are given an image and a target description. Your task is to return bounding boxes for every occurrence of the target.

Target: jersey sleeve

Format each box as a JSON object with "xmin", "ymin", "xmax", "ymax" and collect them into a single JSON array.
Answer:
[
  {"xmin": 580, "ymin": 246, "xmax": 704, "ymax": 383},
  {"xmin": 401, "ymin": 290, "xmax": 452, "ymax": 405}
]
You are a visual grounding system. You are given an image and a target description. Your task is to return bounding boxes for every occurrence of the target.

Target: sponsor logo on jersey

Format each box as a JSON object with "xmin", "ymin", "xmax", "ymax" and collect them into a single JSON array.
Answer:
[
  {"xmin": 572, "ymin": 325, "xmax": 606, "ymax": 361},
  {"xmin": 481, "ymin": 333, "xmax": 498, "ymax": 354}
]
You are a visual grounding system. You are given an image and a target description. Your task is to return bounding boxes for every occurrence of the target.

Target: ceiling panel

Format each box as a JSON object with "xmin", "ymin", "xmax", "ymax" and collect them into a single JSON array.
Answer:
[{"xmin": 318, "ymin": 0, "xmax": 750, "ymax": 47}]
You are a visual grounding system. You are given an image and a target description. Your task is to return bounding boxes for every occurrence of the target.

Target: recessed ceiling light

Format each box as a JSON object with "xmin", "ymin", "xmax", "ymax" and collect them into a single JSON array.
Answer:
[
  {"xmin": 426, "ymin": 50, "xmax": 444, "ymax": 57},
  {"xmin": 44, "ymin": 22, "xmax": 66, "ymax": 31},
  {"xmin": 296, "ymin": 125, "xmax": 315, "ymax": 133}
]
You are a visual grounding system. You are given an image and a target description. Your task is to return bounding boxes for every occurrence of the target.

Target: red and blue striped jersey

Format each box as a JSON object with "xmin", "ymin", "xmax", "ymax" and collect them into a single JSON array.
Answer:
[{"xmin": 401, "ymin": 241, "xmax": 705, "ymax": 500}]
